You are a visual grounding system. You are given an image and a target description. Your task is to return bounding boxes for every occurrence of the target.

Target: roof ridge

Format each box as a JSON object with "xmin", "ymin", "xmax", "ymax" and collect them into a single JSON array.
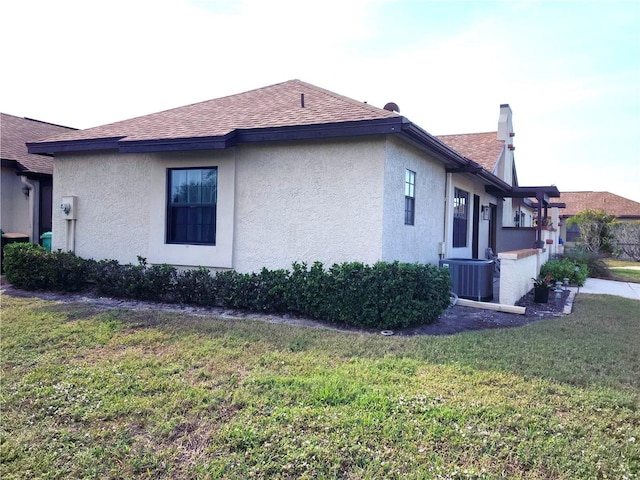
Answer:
[
  {"xmin": 437, "ymin": 131, "xmax": 498, "ymax": 137},
  {"xmin": 1, "ymin": 112, "xmax": 76, "ymax": 130},
  {"xmin": 291, "ymin": 79, "xmax": 395, "ymax": 115},
  {"xmin": 23, "ymin": 117, "xmax": 77, "ymax": 130}
]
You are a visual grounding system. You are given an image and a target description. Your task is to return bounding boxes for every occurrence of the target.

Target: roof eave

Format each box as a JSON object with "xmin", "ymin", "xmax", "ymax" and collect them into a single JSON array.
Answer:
[
  {"xmin": 27, "ymin": 137, "xmax": 124, "ymax": 156},
  {"xmin": 478, "ymin": 170, "xmax": 513, "ymax": 194},
  {"xmin": 26, "ymin": 119, "xmax": 405, "ymax": 155},
  {"xmin": 400, "ymin": 121, "xmax": 468, "ymax": 168}
]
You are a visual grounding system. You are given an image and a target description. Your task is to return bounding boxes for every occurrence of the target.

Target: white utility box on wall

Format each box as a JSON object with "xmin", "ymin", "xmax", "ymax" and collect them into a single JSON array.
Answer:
[{"xmin": 60, "ymin": 196, "xmax": 78, "ymax": 220}]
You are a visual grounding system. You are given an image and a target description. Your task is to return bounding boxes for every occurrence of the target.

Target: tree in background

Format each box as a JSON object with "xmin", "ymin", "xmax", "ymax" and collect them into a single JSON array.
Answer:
[
  {"xmin": 611, "ymin": 221, "xmax": 640, "ymax": 261},
  {"xmin": 567, "ymin": 209, "xmax": 616, "ymax": 254}
]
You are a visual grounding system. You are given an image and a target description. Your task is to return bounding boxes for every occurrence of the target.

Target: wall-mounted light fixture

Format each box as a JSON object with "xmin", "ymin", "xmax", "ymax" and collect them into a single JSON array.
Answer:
[
  {"xmin": 22, "ymin": 186, "xmax": 30, "ymax": 197},
  {"xmin": 481, "ymin": 205, "xmax": 490, "ymax": 220}
]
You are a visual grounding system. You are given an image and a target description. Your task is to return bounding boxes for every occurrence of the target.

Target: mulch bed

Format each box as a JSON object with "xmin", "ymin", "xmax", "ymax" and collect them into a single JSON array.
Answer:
[
  {"xmin": 401, "ymin": 289, "xmax": 571, "ymax": 336},
  {"xmin": 1, "ymin": 277, "xmax": 571, "ymax": 337}
]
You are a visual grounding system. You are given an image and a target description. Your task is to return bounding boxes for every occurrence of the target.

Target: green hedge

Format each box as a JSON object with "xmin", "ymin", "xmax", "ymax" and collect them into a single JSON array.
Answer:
[
  {"xmin": 540, "ymin": 257, "xmax": 588, "ymax": 286},
  {"xmin": 2, "ymin": 243, "xmax": 90, "ymax": 291},
  {"xmin": 2, "ymin": 244, "xmax": 451, "ymax": 330}
]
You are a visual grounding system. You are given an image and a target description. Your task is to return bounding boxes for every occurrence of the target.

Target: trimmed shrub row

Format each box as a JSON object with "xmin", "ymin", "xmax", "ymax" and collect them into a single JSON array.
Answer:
[
  {"xmin": 540, "ymin": 257, "xmax": 588, "ymax": 286},
  {"xmin": 2, "ymin": 243, "xmax": 451, "ymax": 330}
]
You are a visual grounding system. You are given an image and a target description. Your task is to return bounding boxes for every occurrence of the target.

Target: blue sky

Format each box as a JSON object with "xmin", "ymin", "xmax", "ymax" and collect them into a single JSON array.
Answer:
[{"xmin": 3, "ymin": 0, "xmax": 639, "ymax": 201}]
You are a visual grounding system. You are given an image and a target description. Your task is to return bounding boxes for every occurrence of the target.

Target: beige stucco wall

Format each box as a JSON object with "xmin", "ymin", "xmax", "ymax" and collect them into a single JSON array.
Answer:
[
  {"xmin": 51, "ymin": 138, "xmax": 388, "ymax": 272},
  {"xmin": 381, "ymin": 137, "xmax": 446, "ymax": 265},
  {"xmin": 52, "ymin": 151, "xmax": 235, "ymax": 267},
  {"xmin": 232, "ymin": 138, "xmax": 386, "ymax": 272},
  {"xmin": 51, "ymin": 135, "xmax": 486, "ymax": 273},
  {"xmin": 52, "ymin": 153, "xmax": 153, "ymax": 262},
  {"xmin": 146, "ymin": 151, "xmax": 235, "ymax": 268}
]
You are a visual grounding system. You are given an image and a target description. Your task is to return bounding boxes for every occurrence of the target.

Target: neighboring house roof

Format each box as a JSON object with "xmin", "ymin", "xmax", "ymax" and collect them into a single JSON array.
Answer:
[
  {"xmin": 436, "ymin": 132, "xmax": 504, "ymax": 173},
  {"xmin": 1, "ymin": 113, "xmax": 76, "ymax": 175},
  {"xmin": 559, "ymin": 191, "xmax": 640, "ymax": 219}
]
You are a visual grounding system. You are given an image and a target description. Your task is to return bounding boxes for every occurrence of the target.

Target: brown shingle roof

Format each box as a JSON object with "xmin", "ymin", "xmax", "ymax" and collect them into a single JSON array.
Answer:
[
  {"xmin": 1, "ymin": 113, "xmax": 75, "ymax": 175},
  {"xmin": 436, "ymin": 132, "xmax": 504, "ymax": 172},
  {"xmin": 36, "ymin": 79, "xmax": 400, "ymax": 144},
  {"xmin": 560, "ymin": 191, "xmax": 640, "ymax": 218}
]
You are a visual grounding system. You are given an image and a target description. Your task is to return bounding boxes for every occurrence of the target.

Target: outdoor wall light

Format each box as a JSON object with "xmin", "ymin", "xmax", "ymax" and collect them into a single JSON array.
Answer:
[
  {"xmin": 482, "ymin": 205, "xmax": 490, "ymax": 220},
  {"xmin": 21, "ymin": 186, "xmax": 30, "ymax": 197}
]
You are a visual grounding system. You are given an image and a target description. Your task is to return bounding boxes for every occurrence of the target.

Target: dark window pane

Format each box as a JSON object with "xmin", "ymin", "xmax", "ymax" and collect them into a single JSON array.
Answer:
[
  {"xmin": 453, "ymin": 188, "xmax": 468, "ymax": 247},
  {"xmin": 405, "ymin": 197, "xmax": 415, "ymax": 225},
  {"xmin": 167, "ymin": 168, "xmax": 217, "ymax": 245},
  {"xmin": 405, "ymin": 170, "xmax": 416, "ymax": 225}
]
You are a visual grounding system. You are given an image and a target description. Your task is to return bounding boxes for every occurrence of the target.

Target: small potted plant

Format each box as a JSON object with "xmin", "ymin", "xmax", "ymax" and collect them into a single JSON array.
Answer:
[{"xmin": 532, "ymin": 274, "xmax": 552, "ymax": 303}]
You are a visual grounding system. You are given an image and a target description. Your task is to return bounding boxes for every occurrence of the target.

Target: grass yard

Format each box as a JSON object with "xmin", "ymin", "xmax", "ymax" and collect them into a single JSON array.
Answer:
[
  {"xmin": 1, "ymin": 294, "xmax": 639, "ymax": 479},
  {"xmin": 604, "ymin": 258, "xmax": 640, "ymax": 283}
]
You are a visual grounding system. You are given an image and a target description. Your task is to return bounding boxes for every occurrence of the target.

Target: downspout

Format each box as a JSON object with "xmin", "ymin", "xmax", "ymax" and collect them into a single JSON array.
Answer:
[
  {"xmin": 442, "ymin": 172, "xmax": 452, "ymax": 260},
  {"xmin": 20, "ymin": 175, "xmax": 36, "ymax": 243}
]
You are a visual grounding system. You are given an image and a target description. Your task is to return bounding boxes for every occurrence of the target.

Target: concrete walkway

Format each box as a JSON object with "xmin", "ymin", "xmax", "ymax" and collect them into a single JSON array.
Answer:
[{"xmin": 578, "ymin": 277, "xmax": 640, "ymax": 301}]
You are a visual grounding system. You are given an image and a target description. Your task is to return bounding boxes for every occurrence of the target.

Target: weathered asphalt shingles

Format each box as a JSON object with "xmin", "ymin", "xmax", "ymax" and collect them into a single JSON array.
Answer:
[
  {"xmin": 37, "ymin": 80, "xmax": 401, "ymax": 144},
  {"xmin": 559, "ymin": 191, "xmax": 640, "ymax": 217},
  {"xmin": 0, "ymin": 113, "xmax": 76, "ymax": 174},
  {"xmin": 437, "ymin": 132, "xmax": 504, "ymax": 173}
]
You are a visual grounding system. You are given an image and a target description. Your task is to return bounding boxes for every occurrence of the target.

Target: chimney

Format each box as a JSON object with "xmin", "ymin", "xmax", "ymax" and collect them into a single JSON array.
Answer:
[{"xmin": 497, "ymin": 103, "xmax": 513, "ymax": 141}]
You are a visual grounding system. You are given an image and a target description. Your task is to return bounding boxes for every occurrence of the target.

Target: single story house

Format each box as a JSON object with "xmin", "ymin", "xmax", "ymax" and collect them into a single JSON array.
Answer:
[
  {"xmin": 1, "ymin": 113, "xmax": 76, "ymax": 244},
  {"xmin": 558, "ymin": 191, "xmax": 640, "ymax": 242},
  {"xmin": 27, "ymin": 80, "xmax": 559, "ymax": 274}
]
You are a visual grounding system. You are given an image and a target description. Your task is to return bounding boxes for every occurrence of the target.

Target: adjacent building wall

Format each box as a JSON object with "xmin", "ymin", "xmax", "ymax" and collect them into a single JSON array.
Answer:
[{"xmin": 1, "ymin": 167, "xmax": 31, "ymax": 235}]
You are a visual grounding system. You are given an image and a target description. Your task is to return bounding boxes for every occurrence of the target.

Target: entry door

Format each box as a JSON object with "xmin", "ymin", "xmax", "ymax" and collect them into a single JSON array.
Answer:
[
  {"xmin": 489, "ymin": 203, "xmax": 497, "ymax": 254},
  {"xmin": 39, "ymin": 179, "xmax": 53, "ymax": 240},
  {"xmin": 472, "ymin": 194, "xmax": 480, "ymax": 258}
]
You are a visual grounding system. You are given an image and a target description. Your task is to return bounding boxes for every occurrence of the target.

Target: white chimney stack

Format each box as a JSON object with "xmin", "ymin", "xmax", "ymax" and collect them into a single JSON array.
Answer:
[{"xmin": 497, "ymin": 103, "xmax": 513, "ymax": 141}]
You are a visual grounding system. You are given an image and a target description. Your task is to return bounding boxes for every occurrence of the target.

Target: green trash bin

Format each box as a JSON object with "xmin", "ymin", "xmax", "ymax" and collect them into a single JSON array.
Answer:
[{"xmin": 40, "ymin": 231, "xmax": 53, "ymax": 251}]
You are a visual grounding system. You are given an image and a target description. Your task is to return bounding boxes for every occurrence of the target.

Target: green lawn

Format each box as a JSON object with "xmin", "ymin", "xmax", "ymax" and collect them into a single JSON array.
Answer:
[
  {"xmin": 605, "ymin": 258, "xmax": 639, "ymax": 268},
  {"xmin": 2, "ymin": 294, "xmax": 639, "ymax": 479},
  {"xmin": 604, "ymin": 258, "xmax": 640, "ymax": 283}
]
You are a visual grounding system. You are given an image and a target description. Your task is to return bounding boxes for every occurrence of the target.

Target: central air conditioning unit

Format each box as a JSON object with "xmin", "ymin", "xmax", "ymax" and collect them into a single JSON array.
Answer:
[{"xmin": 439, "ymin": 258, "xmax": 494, "ymax": 302}]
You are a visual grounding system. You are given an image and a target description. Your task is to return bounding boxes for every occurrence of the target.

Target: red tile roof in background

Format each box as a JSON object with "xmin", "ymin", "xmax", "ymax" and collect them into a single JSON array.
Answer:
[
  {"xmin": 560, "ymin": 191, "xmax": 640, "ymax": 218},
  {"xmin": 1, "ymin": 113, "xmax": 75, "ymax": 175},
  {"xmin": 34, "ymin": 79, "xmax": 400, "ymax": 144},
  {"xmin": 436, "ymin": 132, "xmax": 504, "ymax": 172}
]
